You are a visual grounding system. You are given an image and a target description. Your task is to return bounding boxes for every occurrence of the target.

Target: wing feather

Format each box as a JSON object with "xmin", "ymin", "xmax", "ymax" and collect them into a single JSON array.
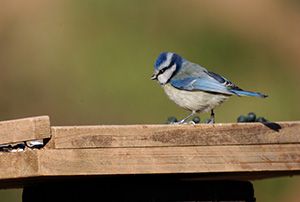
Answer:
[
  {"xmin": 169, "ymin": 62, "xmax": 242, "ymax": 95},
  {"xmin": 170, "ymin": 77, "xmax": 233, "ymax": 95}
]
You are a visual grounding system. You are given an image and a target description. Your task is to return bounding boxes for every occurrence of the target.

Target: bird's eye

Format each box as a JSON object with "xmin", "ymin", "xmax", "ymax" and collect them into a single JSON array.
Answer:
[{"xmin": 159, "ymin": 68, "xmax": 166, "ymax": 74}]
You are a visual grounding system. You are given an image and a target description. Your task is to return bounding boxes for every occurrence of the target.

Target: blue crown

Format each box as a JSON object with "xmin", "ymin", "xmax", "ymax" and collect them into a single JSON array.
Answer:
[
  {"xmin": 154, "ymin": 52, "xmax": 183, "ymax": 70},
  {"xmin": 154, "ymin": 52, "xmax": 168, "ymax": 69}
]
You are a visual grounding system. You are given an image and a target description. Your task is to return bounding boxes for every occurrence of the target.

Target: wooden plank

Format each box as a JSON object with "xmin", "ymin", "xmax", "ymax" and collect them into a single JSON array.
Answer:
[
  {"xmin": 0, "ymin": 150, "xmax": 38, "ymax": 180},
  {"xmin": 39, "ymin": 144, "xmax": 300, "ymax": 176},
  {"xmin": 0, "ymin": 116, "xmax": 51, "ymax": 145},
  {"xmin": 0, "ymin": 118, "xmax": 300, "ymax": 188},
  {"xmin": 0, "ymin": 144, "xmax": 300, "ymax": 187},
  {"xmin": 48, "ymin": 121, "xmax": 300, "ymax": 149}
]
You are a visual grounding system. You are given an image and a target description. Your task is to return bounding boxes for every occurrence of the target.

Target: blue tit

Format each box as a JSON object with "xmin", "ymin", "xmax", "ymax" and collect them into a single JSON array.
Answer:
[{"xmin": 151, "ymin": 52, "xmax": 267, "ymax": 124}]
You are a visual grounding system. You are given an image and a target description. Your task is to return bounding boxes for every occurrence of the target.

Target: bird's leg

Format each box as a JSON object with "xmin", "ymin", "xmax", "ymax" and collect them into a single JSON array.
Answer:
[
  {"xmin": 178, "ymin": 111, "xmax": 196, "ymax": 124},
  {"xmin": 207, "ymin": 110, "xmax": 215, "ymax": 124}
]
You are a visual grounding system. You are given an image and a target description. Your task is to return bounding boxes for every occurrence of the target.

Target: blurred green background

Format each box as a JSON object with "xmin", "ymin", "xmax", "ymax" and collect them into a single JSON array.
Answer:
[{"xmin": 1, "ymin": 0, "xmax": 300, "ymax": 201}]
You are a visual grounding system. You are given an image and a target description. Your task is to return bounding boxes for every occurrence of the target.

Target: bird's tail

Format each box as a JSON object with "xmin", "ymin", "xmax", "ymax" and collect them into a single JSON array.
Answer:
[{"xmin": 230, "ymin": 89, "xmax": 268, "ymax": 98}]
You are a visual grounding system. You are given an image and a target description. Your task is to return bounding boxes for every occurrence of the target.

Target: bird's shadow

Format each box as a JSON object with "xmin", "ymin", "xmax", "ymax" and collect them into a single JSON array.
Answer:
[{"xmin": 260, "ymin": 121, "xmax": 282, "ymax": 132}]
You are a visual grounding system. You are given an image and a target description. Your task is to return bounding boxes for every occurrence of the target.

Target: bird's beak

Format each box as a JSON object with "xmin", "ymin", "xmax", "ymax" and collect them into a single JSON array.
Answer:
[
  {"xmin": 151, "ymin": 71, "xmax": 158, "ymax": 80},
  {"xmin": 151, "ymin": 74, "xmax": 157, "ymax": 80}
]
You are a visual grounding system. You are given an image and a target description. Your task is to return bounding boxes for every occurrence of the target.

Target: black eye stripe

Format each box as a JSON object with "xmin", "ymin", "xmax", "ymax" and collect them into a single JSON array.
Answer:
[
  {"xmin": 158, "ymin": 67, "xmax": 167, "ymax": 75},
  {"xmin": 158, "ymin": 60, "xmax": 176, "ymax": 75},
  {"xmin": 159, "ymin": 68, "xmax": 166, "ymax": 74}
]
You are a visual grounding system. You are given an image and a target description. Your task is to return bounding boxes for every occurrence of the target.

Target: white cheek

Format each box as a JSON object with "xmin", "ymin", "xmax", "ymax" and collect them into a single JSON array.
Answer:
[
  {"xmin": 157, "ymin": 74, "xmax": 169, "ymax": 84},
  {"xmin": 157, "ymin": 65, "xmax": 176, "ymax": 84}
]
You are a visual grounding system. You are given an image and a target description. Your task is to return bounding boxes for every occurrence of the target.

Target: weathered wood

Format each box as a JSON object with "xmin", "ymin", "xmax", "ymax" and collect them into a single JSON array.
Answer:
[
  {"xmin": 1, "ymin": 143, "xmax": 300, "ymax": 186},
  {"xmin": 0, "ymin": 116, "xmax": 51, "ymax": 145},
  {"xmin": 0, "ymin": 117, "xmax": 299, "ymax": 189},
  {"xmin": 38, "ymin": 144, "xmax": 300, "ymax": 176},
  {"xmin": 0, "ymin": 150, "xmax": 38, "ymax": 180},
  {"xmin": 48, "ymin": 122, "xmax": 300, "ymax": 149}
]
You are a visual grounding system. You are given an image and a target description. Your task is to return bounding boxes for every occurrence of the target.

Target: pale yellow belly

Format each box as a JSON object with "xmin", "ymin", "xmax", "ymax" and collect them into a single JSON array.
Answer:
[{"xmin": 163, "ymin": 84, "xmax": 229, "ymax": 113}]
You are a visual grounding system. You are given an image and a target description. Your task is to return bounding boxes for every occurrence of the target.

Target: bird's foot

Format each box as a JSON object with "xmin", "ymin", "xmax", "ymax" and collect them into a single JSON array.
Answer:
[
  {"xmin": 188, "ymin": 121, "xmax": 196, "ymax": 125},
  {"xmin": 206, "ymin": 118, "xmax": 215, "ymax": 124},
  {"xmin": 206, "ymin": 110, "xmax": 215, "ymax": 124},
  {"xmin": 177, "ymin": 120, "xmax": 188, "ymax": 124},
  {"xmin": 169, "ymin": 120, "xmax": 184, "ymax": 125},
  {"xmin": 167, "ymin": 115, "xmax": 200, "ymax": 125},
  {"xmin": 172, "ymin": 121, "xmax": 195, "ymax": 125},
  {"xmin": 170, "ymin": 120, "xmax": 191, "ymax": 125}
]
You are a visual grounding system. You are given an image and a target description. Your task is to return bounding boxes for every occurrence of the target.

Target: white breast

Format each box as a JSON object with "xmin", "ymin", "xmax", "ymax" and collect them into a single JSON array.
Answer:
[{"xmin": 162, "ymin": 83, "xmax": 229, "ymax": 113}]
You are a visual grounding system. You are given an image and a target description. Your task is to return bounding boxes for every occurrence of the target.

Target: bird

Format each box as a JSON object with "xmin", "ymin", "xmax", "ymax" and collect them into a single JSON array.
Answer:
[{"xmin": 151, "ymin": 52, "xmax": 267, "ymax": 124}]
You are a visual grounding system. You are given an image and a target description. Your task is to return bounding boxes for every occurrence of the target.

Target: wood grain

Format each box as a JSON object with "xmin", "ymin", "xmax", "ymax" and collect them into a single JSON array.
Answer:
[
  {"xmin": 0, "ymin": 150, "xmax": 38, "ymax": 180},
  {"xmin": 49, "ymin": 122, "xmax": 300, "ymax": 149},
  {"xmin": 0, "ymin": 116, "xmax": 51, "ymax": 145},
  {"xmin": 39, "ymin": 144, "xmax": 300, "ymax": 176},
  {"xmin": 0, "ymin": 118, "xmax": 300, "ymax": 188},
  {"xmin": 2, "ymin": 144, "xmax": 300, "ymax": 183}
]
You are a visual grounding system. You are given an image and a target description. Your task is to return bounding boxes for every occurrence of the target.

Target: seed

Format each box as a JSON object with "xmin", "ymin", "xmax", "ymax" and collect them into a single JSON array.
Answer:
[
  {"xmin": 247, "ymin": 112, "xmax": 256, "ymax": 122},
  {"xmin": 237, "ymin": 115, "xmax": 248, "ymax": 123}
]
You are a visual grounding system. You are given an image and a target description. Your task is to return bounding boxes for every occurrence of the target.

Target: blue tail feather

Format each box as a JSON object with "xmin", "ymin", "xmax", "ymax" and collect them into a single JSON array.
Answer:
[{"xmin": 230, "ymin": 89, "xmax": 268, "ymax": 98}]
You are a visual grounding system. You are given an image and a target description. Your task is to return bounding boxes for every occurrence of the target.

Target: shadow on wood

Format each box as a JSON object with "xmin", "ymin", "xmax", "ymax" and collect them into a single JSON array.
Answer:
[{"xmin": 22, "ymin": 176, "xmax": 255, "ymax": 202}]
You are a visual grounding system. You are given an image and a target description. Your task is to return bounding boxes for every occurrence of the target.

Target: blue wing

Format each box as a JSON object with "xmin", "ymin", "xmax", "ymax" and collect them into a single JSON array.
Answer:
[
  {"xmin": 170, "ymin": 61, "xmax": 267, "ymax": 97},
  {"xmin": 170, "ymin": 76, "xmax": 234, "ymax": 95},
  {"xmin": 169, "ymin": 61, "xmax": 236, "ymax": 95},
  {"xmin": 230, "ymin": 89, "xmax": 267, "ymax": 98},
  {"xmin": 170, "ymin": 72, "xmax": 267, "ymax": 97},
  {"xmin": 206, "ymin": 71, "xmax": 267, "ymax": 97}
]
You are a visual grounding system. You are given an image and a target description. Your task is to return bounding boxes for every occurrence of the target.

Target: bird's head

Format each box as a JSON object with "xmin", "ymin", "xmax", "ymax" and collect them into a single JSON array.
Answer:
[{"xmin": 151, "ymin": 52, "xmax": 183, "ymax": 85}]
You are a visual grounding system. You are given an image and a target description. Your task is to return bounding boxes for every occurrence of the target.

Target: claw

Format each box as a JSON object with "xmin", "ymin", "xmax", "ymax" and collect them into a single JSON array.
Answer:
[
  {"xmin": 206, "ymin": 119, "xmax": 215, "ymax": 124},
  {"xmin": 206, "ymin": 109, "xmax": 215, "ymax": 124},
  {"xmin": 188, "ymin": 121, "xmax": 196, "ymax": 125}
]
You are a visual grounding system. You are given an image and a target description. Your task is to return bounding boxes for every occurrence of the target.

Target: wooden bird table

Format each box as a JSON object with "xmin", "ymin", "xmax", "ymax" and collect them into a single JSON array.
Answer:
[{"xmin": 0, "ymin": 116, "xmax": 300, "ymax": 201}]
